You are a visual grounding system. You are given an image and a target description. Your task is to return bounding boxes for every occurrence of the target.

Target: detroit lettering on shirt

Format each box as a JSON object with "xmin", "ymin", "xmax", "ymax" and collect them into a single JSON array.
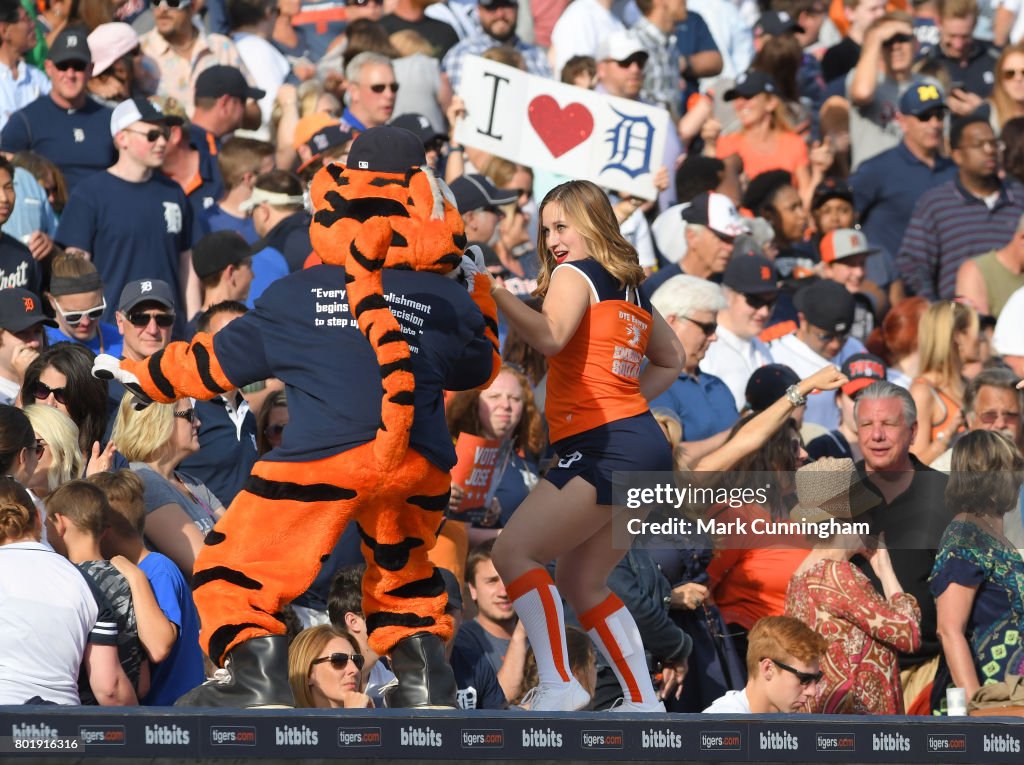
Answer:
[
  {"xmin": 210, "ymin": 265, "xmax": 495, "ymax": 469},
  {"xmin": 1, "ymin": 97, "xmax": 115, "ymax": 193},
  {"xmin": 56, "ymin": 172, "xmax": 194, "ymax": 324},
  {"xmin": 0, "ymin": 233, "xmax": 41, "ymax": 293}
]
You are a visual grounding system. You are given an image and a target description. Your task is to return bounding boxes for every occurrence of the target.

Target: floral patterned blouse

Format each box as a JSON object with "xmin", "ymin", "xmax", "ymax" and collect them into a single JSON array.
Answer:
[
  {"xmin": 786, "ymin": 558, "xmax": 921, "ymax": 714},
  {"xmin": 930, "ymin": 519, "xmax": 1024, "ymax": 689}
]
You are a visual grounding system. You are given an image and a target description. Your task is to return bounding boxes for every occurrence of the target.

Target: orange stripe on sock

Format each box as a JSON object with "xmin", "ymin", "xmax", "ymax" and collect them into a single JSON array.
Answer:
[
  {"xmin": 581, "ymin": 594, "xmax": 641, "ymax": 702},
  {"xmin": 506, "ymin": 568, "xmax": 570, "ymax": 682},
  {"xmin": 578, "ymin": 593, "xmax": 624, "ymax": 631},
  {"xmin": 506, "ymin": 567, "xmax": 555, "ymax": 602}
]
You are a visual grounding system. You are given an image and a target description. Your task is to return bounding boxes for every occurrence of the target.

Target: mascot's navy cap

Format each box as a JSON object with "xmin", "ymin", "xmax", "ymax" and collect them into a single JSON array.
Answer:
[{"xmin": 347, "ymin": 126, "xmax": 426, "ymax": 173}]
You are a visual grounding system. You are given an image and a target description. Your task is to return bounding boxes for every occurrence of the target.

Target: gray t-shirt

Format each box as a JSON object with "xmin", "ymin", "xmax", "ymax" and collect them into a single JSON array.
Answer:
[
  {"xmin": 847, "ymin": 72, "xmax": 914, "ymax": 171},
  {"xmin": 130, "ymin": 463, "xmax": 221, "ymax": 537}
]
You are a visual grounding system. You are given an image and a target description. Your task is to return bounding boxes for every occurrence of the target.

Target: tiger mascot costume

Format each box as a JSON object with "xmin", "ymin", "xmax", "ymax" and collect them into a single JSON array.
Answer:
[{"xmin": 95, "ymin": 127, "xmax": 501, "ymax": 708}]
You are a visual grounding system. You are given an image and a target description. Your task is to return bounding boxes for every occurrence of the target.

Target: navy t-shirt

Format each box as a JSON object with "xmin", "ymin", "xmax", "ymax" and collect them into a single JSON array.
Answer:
[
  {"xmin": 178, "ymin": 396, "xmax": 258, "ymax": 506},
  {"xmin": 263, "ymin": 212, "xmax": 313, "ymax": 272},
  {"xmin": 0, "ymin": 232, "xmax": 41, "ymax": 293},
  {"xmin": 1, "ymin": 96, "xmax": 115, "ymax": 193},
  {"xmin": 203, "ymin": 205, "xmax": 258, "ymax": 244},
  {"xmin": 675, "ymin": 12, "xmax": 718, "ymax": 110},
  {"xmin": 55, "ymin": 171, "xmax": 195, "ymax": 325},
  {"xmin": 209, "ymin": 265, "xmax": 495, "ymax": 469}
]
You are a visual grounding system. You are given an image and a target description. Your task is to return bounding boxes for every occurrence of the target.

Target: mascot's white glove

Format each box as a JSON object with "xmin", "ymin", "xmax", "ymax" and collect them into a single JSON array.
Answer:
[
  {"xmin": 92, "ymin": 354, "xmax": 153, "ymax": 410},
  {"xmin": 456, "ymin": 245, "xmax": 489, "ymax": 292}
]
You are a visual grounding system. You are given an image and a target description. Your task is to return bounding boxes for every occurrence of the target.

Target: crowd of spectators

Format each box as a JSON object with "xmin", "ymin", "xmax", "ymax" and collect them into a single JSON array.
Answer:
[{"xmin": 0, "ymin": 0, "xmax": 1021, "ymax": 719}]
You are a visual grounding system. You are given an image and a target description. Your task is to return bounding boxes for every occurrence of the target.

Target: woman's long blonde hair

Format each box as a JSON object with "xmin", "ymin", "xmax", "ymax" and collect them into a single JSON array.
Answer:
[
  {"xmin": 533, "ymin": 180, "xmax": 644, "ymax": 297},
  {"xmin": 917, "ymin": 301, "xmax": 979, "ymax": 387}
]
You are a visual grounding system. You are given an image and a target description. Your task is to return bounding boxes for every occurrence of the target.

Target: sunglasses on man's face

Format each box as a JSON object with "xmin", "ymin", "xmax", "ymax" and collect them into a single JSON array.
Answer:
[
  {"xmin": 124, "ymin": 126, "xmax": 170, "ymax": 142},
  {"xmin": 882, "ymin": 32, "xmax": 914, "ymax": 48},
  {"xmin": 54, "ymin": 299, "xmax": 106, "ymax": 327},
  {"xmin": 55, "ymin": 60, "xmax": 87, "ymax": 72},
  {"xmin": 350, "ymin": 0, "xmax": 383, "ymax": 5},
  {"xmin": 744, "ymin": 293, "xmax": 777, "ymax": 311},
  {"xmin": 31, "ymin": 381, "xmax": 68, "ymax": 406},
  {"xmin": 126, "ymin": 311, "xmax": 175, "ymax": 329},
  {"xmin": 154, "ymin": 0, "xmax": 191, "ymax": 8},
  {"xmin": 766, "ymin": 657, "xmax": 823, "ymax": 686},
  {"xmin": 615, "ymin": 53, "xmax": 647, "ymax": 69},
  {"xmin": 682, "ymin": 315, "xmax": 717, "ymax": 337},
  {"xmin": 311, "ymin": 652, "xmax": 365, "ymax": 671},
  {"xmin": 368, "ymin": 82, "xmax": 399, "ymax": 94}
]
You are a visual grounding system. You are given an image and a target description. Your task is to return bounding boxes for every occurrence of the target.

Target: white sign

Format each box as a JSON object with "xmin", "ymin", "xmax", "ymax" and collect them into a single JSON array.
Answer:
[{"xmin": 455, "ymin": 56, "xmax": 670, "ymax": 200}]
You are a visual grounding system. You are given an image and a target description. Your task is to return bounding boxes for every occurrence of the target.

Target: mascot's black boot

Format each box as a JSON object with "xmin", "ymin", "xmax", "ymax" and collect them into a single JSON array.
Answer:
[
  {"xmin": 383, "ymin": 632, "xmax": 458, "ymax": 709},
  {"xmin": 175, "ymin": 635, "xmax": 294, "ymax": 708}
]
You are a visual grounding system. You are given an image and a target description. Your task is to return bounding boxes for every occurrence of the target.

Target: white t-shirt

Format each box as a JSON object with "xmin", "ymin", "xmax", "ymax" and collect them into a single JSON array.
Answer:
[
  {"xmin": 0, "ymin": 542, "xmax": 100, "ymax": 704},
  {"xmin": 620, "ymin": 207, "xmax": 656, "ymax": 268},
  {"xmin": 700, "ymin": 324, "xmax": 774, "ymax": 411},
  {"xmin": 232, "ymin": 33, "xmax": 290, "ymax": 136},
  {"xmin": 550, "ymin": 0, "xmax": 625, "ymax": 75},
  {"xmin": 703, "ymin": 688, "xmax": 753, "ymax": 713}
]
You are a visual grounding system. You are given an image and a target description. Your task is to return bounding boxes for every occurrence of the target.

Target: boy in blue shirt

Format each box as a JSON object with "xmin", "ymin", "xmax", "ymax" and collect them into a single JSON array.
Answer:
[{"xmin": 92, "ymin": 469, "xmax": 206, "ymax": 706}]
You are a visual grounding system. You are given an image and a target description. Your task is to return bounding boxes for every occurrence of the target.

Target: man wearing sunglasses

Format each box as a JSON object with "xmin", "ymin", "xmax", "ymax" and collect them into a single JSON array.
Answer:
[
  {"xmin": 114, "ymin": 279, "xmax": 175, "ymax": 363},
  {"xmin": 1, "ymin": 27, "xmax": 116, "ymax": 194},
  {"xmin": 0, "ymin": 287, "xmax": 55, "ymax": 406},
  {"xmin": 340, "ymin": 52, "xmax": 398, "ymax": 132},
  {"xmin": 649, "ymin": 275, "xmax": 738, "ymax": 458},
  {"xmin": 442, "ymin": 0, "xmax": 550, "ymax": 93},
  {"xmin": 847, "ymin": 13, "xmax": 921, "ymax": 170},
  {"xmin": 704, "ymin": 615, "xmax": 827, "ymax": 713},
  {"xmin": 139, "ymin": 0, "xmax": 250, "ymax": 116},
  {"xmin": 44, "ymin": 262, "xmax": 123, "ymax": 358},
  {"xmin": 701, "ymin": 254, "xmax": 779, "ymax": 411},
  {"xmin": 769, "ymin": 280, "xmax": 867, "ymax": 430},
  {"xmin": 851, "ymin": 82, "xmax": 956, "ymax": 271},
  {"xmin": 641, "ymin": 191, "xmax": 748, "ymax": 301},
  {"xmin": 56, "ymin": 97, "xmax": 198, "ymax": 332}
]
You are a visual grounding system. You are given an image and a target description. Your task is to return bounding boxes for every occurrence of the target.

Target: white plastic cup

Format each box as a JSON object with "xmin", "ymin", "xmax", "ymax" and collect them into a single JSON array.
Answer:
[{"xmin": 947, "ymin": 687, "xmax": 967, "ymax": 716}]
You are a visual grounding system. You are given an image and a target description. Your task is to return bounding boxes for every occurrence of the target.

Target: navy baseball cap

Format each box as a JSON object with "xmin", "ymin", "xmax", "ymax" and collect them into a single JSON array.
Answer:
[
  {"xmin": 898, "ymin": 81, "xmax": 946, "ymax": 117},
  {"xmin": 746, "ymin": 364, "xmax": 800, "ymax": 412},
  {"xmin": 755, "ymin": 11, "xmax": 804, "ymax": 36},
  {"xmin": 724, "ymin": 71, "xmax": 780, "ymax": 101},
  {"xmin": 192, "ymin": 231, "xmax": 252, "ymax": 280},
  {"xmin": 48, "ymin": 26, "xmax": 91, "ymax": 65},
  {"xmin": 811, "ymin": 177, "xmax": 854, "ymax": 210},
  {"xmin": 118, "ymin": 279, "xmax": 176, "ymax": 313},
  {"xmin": 347, "ymin": 126, "xmax": 425, "ymax": 173},
  {"xmin": 195, "ymin": 65, "xmax": 266, "ymax": 101},
  {"xmin": 389, "ymin": 113, "xmax": 446, "ymax": 146},
  {"xmin": 723, "ymin": 253, "xmax": 778, "ymax": 294},
  {"xmin": 794, "ymin": 280, "xmax": 855, "ymax": 335},
  {"xmin": 451, "ymin": 174, "xmax": 518, "ymax": 213},
  {"xmin": 0, "ymin": 289, "xmax": 56, "ymax": 331}
]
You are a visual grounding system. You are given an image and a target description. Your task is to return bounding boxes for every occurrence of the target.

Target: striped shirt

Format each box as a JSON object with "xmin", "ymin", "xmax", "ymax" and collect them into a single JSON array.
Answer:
[
  {"xmin": 898, "ymin": 178, "xmax": 1024, "ymax": 301},
  {"xmin": 442, "ymin": 33, "xmax": 551, "ymax": 92}
]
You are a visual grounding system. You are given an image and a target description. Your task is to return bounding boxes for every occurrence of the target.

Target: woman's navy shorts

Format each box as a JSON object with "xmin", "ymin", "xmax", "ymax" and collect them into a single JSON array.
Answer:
[{"xmin": 545, "ymin": 412, "xmax": 673, "ymax": 505}]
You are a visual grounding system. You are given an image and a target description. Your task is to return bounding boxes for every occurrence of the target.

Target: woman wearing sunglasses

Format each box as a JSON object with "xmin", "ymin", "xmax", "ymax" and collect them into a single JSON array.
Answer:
[
  {"xmin": 111, "ymin": 396, "xmax": 224, "ymax": 578},
  {"xmin": 288, "ymin": 624, "xmax": 373, "ymax": 708},
  {"xmin": 21, "ymin": 343, "xmax": 110, "ymax": 457},
  {"xmin": 44, "ymin": 252, "xmax": 123, "ymax": 358},
  {"xmin": 24, "ymin": 404, "xmax": 84, "ymax": 500}
]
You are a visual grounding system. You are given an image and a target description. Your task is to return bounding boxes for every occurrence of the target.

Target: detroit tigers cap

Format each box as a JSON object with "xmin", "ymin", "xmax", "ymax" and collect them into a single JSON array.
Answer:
[
  {"xmin": 48, "ymin": 26, "xmax": 91, "ymax": 66},
  {"xmin": 110, "ymin": 97, "xmax": 171, "ymax": 137},
  {"xmin": 0, "ymin": 289, "xmax": 57, "ymax": 331},
  {"xmin": 118, "ymin": 279, "xmax": 176, "ymax": 313}
]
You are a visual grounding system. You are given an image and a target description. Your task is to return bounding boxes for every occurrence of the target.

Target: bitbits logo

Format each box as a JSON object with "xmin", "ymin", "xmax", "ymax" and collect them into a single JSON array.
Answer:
[
  {"xmin": 338, "ymin": 727, "xmax": 382, "ymax": 747},
  {"xmin": 759, "ymin": 729, "xmax": 798, "ymax": 750},
  {"xmin": 12, "ymin": 723, "xmax": 58, "ymax": 739},
  {"xmin": 872, "ymin": 732, "xmax": 910, "ymax": 752},
  {"xmin": 816, "ymin": 733, "xmax": 855, "ymax": 752},
  {"xmin": 144, "ymin": 724, "xmax": 190, "ymax": 745},
  {"xmin": 700, "ymin": 731, "xmax": 742, "ymax": 750},
  {"xmin": 79, "ymin": 726, "xmax": 126, "ymax": 745},
  {"xmin": 275, "ymin": 725, "xmax": 318, "ymax": 746},
  {"xmin": 641, "ymin": 729, "xmax": 682, "ymax": 749},
  {"xmin": 984, "ymin": 733, "xmax": 1021, "ymax": 753},
  {"xmin": 521, "ymin": 727, "xmax": 563, "ymax": 748},
  {"xmin": 581, "ymin": 730, "xmax": 624, "ymax": 749},
  {"xmin": 210, "ymin": 726, "xmax": 256, "ymax": 746},
  {"xmin": 927, "ymin": 734, "xmax": 966, "ymax": 752},
  {"xmin": 461, "ymin": 729, "xmax": 504, "ymax": 748},
  {"xmin": 400, "ymin": 726, "xmax": 443, "ymax": 747}
]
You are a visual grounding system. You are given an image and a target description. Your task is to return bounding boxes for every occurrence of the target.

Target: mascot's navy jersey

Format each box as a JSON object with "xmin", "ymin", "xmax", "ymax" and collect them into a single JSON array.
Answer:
[{"xmin": 211, "ymin": 264, "xmax": 493, "ymax": 468}]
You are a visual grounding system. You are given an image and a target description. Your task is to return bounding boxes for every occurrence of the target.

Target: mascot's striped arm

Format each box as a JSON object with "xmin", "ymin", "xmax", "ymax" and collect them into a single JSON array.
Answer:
[{"xmin": 118, "ymin": 332, "xmax": 235, "ymax": 404}]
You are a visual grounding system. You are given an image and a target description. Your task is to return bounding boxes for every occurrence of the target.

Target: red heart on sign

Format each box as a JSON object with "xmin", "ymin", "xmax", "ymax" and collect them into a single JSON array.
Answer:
[{"xmin": 528, "ymin": 95, "xmax": 594, "ymax": 158}]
